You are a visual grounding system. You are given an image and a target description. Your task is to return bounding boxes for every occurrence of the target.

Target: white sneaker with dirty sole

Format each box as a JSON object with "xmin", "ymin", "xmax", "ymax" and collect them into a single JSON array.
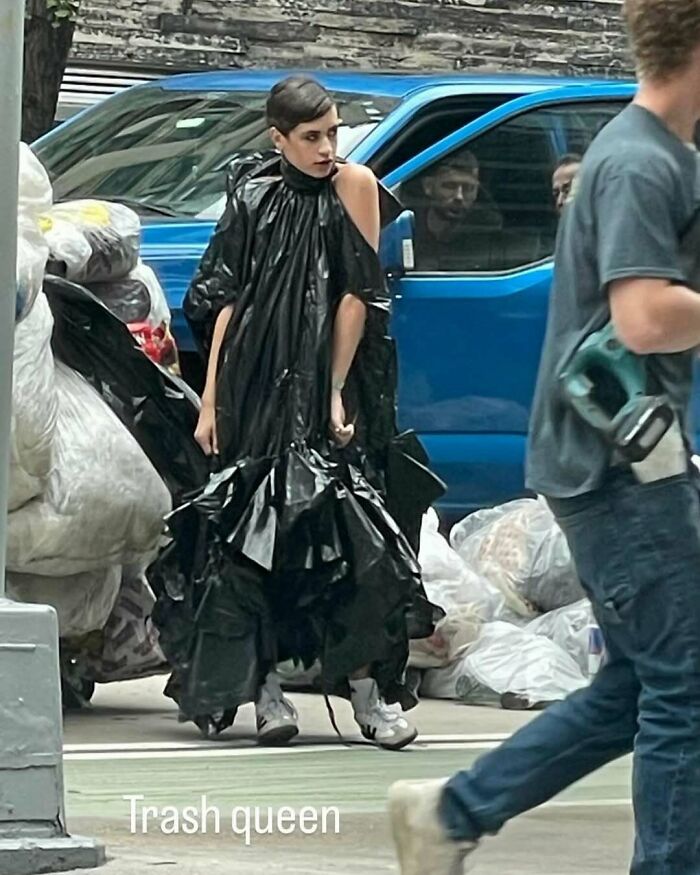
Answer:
[
  {"xmin": 255, "ymin": 682, "xmax": 299, "ymax": 746},
  {"xmin": 350, "ymin": 678, "xmax": 418, "ymax": 750},
  {"xmin": 355, "ymin": 699, "xmax": 418, "ymax": 750},
  {"xmin": 388, "ymin": 778, "xmax": 478, "ymax": 875}
]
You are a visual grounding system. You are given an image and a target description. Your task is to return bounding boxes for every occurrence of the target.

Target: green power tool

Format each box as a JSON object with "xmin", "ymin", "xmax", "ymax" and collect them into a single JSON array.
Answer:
[{"xmin": 560, "ymin": 323, "xmax": 675, "ymax": 464}]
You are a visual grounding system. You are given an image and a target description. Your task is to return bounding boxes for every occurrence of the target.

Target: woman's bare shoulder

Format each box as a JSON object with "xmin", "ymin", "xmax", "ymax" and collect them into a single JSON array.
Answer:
[
  {"xmin": 333, "ymin": 161, "xmax": 378, "ymax": 192},
  {"xmin": 332, "ymin": 163, "xmax": 380, "ymax": 250}
]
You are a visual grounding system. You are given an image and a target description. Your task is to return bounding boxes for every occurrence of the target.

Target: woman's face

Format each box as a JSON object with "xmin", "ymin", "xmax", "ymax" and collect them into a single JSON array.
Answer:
[{"xmin": 271, "ymin": 105, "xmax": 340, "ymax": 178}]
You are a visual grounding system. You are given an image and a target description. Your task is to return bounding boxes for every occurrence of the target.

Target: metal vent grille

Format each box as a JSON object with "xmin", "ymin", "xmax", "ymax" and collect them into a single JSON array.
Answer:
[{"xmin": 57, "ymin": 65, "xmax": 166, "ymax": 119}]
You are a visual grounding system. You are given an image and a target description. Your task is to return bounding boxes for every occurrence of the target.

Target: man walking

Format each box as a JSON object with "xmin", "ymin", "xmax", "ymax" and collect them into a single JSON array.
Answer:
[{"xmin": 388, "ymin": 1, "xmax": 700, "ymax": 872}]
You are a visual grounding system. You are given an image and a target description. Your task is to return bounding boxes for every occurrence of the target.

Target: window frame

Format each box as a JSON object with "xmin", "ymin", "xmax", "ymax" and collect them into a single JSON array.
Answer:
[{"xmin": 380, "ymin": 85, "xmax": 635, "ymax": 277}]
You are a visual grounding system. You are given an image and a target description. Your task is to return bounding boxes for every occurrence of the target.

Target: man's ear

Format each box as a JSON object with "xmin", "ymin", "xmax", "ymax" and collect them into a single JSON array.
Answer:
[
  {"xmin": 422, "ymin": 176, "xmax": 434, "ymax": 197},
  {"xmin": 269, "ymin": 126, "xmax": 285, "ymax": 151}
]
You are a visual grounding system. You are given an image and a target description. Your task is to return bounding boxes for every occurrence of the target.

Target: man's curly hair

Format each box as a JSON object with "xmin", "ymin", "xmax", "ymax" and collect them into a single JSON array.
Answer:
[{"xmin": 625, "ymin": 0, "xmax": 700, "ymax": 80}]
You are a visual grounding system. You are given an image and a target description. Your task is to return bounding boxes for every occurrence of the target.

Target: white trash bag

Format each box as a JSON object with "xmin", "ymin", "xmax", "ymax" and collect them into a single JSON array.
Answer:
[
  {"xmin": 9, "ymin": 292, "xmax": 57, "ymax": 510},
  {"xmin": 44, "ymin": 199, "xmax": 141, "ymax": 283},
  {"xmin": 18, "ymin": 142, "xmax": 52, "ymax": 219},
  {"xmin": 42, "ymin": 216, "xmax": 92, "ymax": 279},
  {"xmin": 526, "ymin": 599, "xmax": 599, "ymax": 678},
  {"xmin": 6, "ymin": 362, "xmax": 171, "ymax": 576},
  {"xmin": 455, "ymin": 621, "xmax": 588, "ymax": 707},
  {"xmin": 16, "ymin": 213, "xmax": 50, "ymax": 323},
  {"xmin": 419, "ymin": 509, "xmax": 512, "ymax": 623},
  {"xmin": 422, "ymin": 657, "xmax": 471, "ymax": 700},
  {"xmin": 83, "ymin": 569, "xmax": 168, "ymax": 682},
  {"xmin": 410, "ymin": 603, "xmax": 482, "ymax": 669},
  {"xmin": 450, "ymin": 498, "xmax": 584, "ymax": 618},
  {"xmin": 6, "ymin": 566, "xmax": 122, "ymax": 638},
  {"xmin": 16, "ymin": 145, "xmax": 52, "ymax": 322}
]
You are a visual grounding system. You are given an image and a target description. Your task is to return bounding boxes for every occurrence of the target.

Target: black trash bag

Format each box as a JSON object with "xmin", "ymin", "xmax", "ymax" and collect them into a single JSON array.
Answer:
[
  {"xmin": 44, "ymin": 275, "xmax": 209, "ymax": 501},
  {"xmin": 86, "ymin": 276, "xmax": 151, "ymax": 324},
  {"xmin": 151, "ymin": 153, "xmax": 444, "ymax": 728},
  {"xmin": 386, "ymin": 430, "xmax": 447, "ymax": 556}
]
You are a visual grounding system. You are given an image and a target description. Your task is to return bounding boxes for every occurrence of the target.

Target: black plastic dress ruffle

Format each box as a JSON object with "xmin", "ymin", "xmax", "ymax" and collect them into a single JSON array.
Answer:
[{"xmin": 151, "ymin": 153, "xmax": 444, "ymax": 730}]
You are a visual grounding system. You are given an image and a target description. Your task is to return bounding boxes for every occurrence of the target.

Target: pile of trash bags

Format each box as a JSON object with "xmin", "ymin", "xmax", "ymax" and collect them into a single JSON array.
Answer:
[
  {"xmin": 279, "ymin": 497, "xmax": 602, "ymax": 710},
  {"xmin": 7, "ymin": 144, "xmax": 203, "ymax": 695},
  {"xmin": 42, "ymin": 196, "xmax": 179, "ymax": 372},
  {"xmin": 414, "ymin": 500, "xmax": 602, "ymax": 709}
]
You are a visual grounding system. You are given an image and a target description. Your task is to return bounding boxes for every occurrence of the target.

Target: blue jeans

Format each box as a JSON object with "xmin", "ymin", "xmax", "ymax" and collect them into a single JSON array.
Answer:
[{"xmin": 440, "ymin": 469, "xmax": 700, "ymax": 874}]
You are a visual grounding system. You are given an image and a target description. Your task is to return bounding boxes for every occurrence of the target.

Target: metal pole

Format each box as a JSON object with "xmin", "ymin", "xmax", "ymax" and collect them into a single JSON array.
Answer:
[
  {"xmin": 0, "ymin": 0, "xmax": 24, "ymax": 598},
  {"xmin": 0, "ymin": 4, "xmax": 104, "ymax": 871}
]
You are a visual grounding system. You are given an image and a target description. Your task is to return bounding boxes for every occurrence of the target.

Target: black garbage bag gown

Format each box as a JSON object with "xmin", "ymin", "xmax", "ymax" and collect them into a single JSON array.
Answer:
[{"xmin": 149, "ymin": 153, "xmax": 444, "ymax": 731}]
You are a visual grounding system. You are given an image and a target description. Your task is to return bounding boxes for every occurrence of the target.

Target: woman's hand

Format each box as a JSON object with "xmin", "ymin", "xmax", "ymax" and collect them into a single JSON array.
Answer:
[
  {"xmin": 329, "ymin": 388, "xmax": 354, "ymax": 447},
  {"xmin": 195, "ymin": 402, "xmax": 218, "ymax": 456}
]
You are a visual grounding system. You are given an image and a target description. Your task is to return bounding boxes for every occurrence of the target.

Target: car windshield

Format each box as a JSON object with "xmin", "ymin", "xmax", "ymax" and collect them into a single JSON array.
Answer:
[{"xmin": 35, "ymin": 86, "xmax": 398, "ymax": 219}]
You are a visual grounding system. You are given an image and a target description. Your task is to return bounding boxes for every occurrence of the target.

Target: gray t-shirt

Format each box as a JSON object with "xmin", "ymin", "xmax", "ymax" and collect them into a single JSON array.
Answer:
[{"xmin": 526, "ymin": 104, "xmax": 700, "ymax": 497}]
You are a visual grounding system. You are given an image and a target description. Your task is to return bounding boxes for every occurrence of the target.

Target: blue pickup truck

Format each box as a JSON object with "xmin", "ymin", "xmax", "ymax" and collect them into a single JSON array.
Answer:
[{"xmin": 35, "ymin": 70, "xmax": 645, "ymax": 517}]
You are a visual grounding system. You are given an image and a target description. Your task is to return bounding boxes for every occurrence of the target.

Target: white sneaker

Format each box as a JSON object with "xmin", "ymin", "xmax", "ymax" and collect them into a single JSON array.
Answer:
[
  {"xmin": 255, "ymin": 677, "xmax": 299, "ymax": 746},
  {"xmin": 350, "ymin": 678, "xmax": 418, "ymax": 750},
  {"xmin": 388, "ymin": 778, "xmax": 478, "ymax": 875}
]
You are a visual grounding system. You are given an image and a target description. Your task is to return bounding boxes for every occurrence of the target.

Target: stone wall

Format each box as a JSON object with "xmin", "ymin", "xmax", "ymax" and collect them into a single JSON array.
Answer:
[{"xmin": 71, "ymin": 0, "xmax": 633, "ymax": 78}]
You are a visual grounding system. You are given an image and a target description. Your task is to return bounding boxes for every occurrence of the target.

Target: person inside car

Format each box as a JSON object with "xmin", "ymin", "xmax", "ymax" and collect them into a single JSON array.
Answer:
[
  {"xmin": 552, "ymin": 153, "xmax": 582, "ymax": 215},
  {"xmin": 412, "ymin": 150, "xmax": 503, "ymax": 271}
]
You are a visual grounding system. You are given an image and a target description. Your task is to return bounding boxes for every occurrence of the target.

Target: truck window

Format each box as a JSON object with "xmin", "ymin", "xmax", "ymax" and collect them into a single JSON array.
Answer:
[
  {"xmin": 371, "ymin": 94, "xmax": 519, "ymax": 178},
  {"xmin": 399, "ymin": 101, "xmax": 627, "ymax": 274}
]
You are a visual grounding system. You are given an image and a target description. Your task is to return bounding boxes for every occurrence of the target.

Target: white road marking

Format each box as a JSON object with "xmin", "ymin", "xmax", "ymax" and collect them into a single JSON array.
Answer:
[
  {"xmin": 63, "ymin": 732, "xmax": 510, "ymax": 756},
  {"xmin": 543, "ymin": 798, "xmax": 631, "ymax": 809}
]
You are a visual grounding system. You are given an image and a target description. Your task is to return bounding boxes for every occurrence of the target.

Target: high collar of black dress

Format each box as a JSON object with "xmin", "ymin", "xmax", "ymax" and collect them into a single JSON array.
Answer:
[{"xmin": 281, "ymin": 156, "xmax": 337, "ymax": 194}]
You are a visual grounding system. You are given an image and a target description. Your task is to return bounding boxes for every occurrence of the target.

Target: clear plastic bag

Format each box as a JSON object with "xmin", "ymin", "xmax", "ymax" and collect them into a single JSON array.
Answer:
[
  {"xmin": 132, "ymin": 260, "xmax": 170, "ymax": 328},
  {"xmin": 419, "ymin": 509, "xmax": 512, "ymax": 622},
  {"xmin": 9, "ymin": 292, "xmax": 57, "ymax": 510},
  {"xmin": 6, "ymin": 566, "xmax": 122, "ymax": 637},
  {"xmin": 44, "ymin": 199, "xmax": 141, "ymax": 283},
  {"xmin": 450, "ymin": 498, "xmax": 584, "ymax": 617},
  {"xmin": 409, "ymin": 603, "xmax": 482, "ymax": 669},
  {"xmin": 16, "ymin": 213, "xmax": 50, "ymax": 324},
  {"xmin": 83, "ymin": 569, "xmax": 168, "ymax": 682},
  {"xmin": 6, "ymin": 362, "xmax": 171, "ymax": 576},
  {"xmin": 422, "ymin": 658, "xmax": 475, "ymax": 700},
  {"xmin": 18, "ymin": 143, "xmax": 52, "ymax": 218},
  {"xmin": 527, "ymin": 600, "xmax": 600, "ymax": 678},
  {"xmin": 15, "ymin": 145, "xmax": 52, "ymax": 321},
  {"xmin": 42, "ymin": 216, "xmax": 92, "ymax": 279},
  {"xmin": 86, "ymin": 259, "xmax": 171, "ymax": 328},
  {"xmin": 455, "ymin": 621, "xmax": 588, "ymax": 707}
]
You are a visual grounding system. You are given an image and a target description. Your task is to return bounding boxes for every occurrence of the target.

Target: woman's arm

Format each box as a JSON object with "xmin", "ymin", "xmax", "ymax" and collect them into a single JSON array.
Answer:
[
  {"xmin": 195, "ymin": 303, "xmax": 234, "ymax": 455},
  {"xmin": 329, "ymin": 164, "xmax": 381, "ymax": 445}
]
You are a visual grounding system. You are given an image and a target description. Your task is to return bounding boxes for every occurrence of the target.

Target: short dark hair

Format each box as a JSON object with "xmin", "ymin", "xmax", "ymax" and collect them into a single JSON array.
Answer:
[
  {"xmin": 438, "ymin": 150, "xmax": 479, "ymax": 176},
  {"xmin": 266, "ymin": 76, "xmax": 335, "ymax": 135},
  {"xmin": 555, "ymin": 153, "xmax": 582, "ymax": 171}
]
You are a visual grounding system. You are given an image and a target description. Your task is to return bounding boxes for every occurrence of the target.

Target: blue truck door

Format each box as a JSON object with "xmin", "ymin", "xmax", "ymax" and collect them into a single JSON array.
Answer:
[{"xmin": 382, "ymin": 86, "xmax": 634, "ymax": 518}]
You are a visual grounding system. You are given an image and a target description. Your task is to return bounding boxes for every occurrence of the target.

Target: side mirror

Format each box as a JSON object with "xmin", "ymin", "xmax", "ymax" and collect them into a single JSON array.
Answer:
[{"xmin": 379, "ymin": 209, "xmax": 415, "ymax": 278}]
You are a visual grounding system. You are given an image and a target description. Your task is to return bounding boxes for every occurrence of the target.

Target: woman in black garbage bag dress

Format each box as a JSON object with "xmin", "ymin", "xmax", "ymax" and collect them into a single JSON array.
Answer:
[{"xmin": 150, "ymin": 76, "xmax": 444, "ymax": 749}]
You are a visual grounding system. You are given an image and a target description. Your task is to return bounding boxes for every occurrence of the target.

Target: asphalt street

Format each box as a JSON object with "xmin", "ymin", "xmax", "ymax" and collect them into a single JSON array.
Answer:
[{"xmin": 58, "ymin": 676, "xmax": 634, "ymax": 874}]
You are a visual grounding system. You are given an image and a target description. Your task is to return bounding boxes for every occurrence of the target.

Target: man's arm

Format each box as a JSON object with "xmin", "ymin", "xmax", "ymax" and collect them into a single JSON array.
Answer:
[{"xmin": 610, "ymin": 277, "xmax": 700, "ymax": 354}]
